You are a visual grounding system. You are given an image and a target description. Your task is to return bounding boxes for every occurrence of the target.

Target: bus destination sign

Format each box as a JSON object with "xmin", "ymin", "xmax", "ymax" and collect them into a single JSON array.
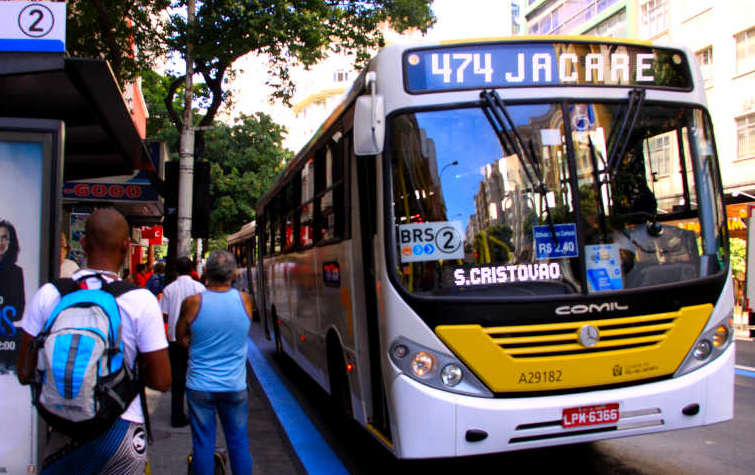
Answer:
[{"xmin": 404, "ymin": 41, "xmax": 692, "ymax": 93}]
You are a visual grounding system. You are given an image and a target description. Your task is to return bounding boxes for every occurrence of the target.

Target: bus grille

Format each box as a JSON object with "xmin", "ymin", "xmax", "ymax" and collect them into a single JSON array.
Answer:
[
  {"xmin": 484, "ymin": 314, "xmax": 675, "ymax": 359},
  {"xmin": 435, "ymin": 304, "xmax": 711, "ymax": 392}
]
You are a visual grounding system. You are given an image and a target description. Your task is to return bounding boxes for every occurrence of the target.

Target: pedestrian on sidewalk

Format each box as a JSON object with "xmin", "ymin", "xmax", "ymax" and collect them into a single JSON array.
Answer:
[
  {"xmin": 17, "ymin": 208, "xmax": 171, "ymax": 474},
  {"xmin": 160, "ymin": 256, "xmax": 206, "ymax": 427},
  {"xmin": 147, "ymin": 261, "xmax": 167, "ymax": 298},
  {"xmin": 177, "ymin": 250, "xmax": 254, "ymax": 475}
]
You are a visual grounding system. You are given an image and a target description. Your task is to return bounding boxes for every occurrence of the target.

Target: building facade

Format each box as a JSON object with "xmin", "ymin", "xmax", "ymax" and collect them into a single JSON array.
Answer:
[{"xmin": 524, "ymin": 0, "xmax": 755, "ymax": 200}]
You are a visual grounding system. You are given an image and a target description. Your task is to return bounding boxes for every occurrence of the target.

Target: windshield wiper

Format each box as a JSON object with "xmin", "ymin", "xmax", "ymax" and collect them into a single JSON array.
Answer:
[
  {"xmin": 480, "ymin": 90, "xmax": 558, "ymax": 243},
  {"xmin": 607, "ymin": 88, "xmax": 646, "ymax": 177}
]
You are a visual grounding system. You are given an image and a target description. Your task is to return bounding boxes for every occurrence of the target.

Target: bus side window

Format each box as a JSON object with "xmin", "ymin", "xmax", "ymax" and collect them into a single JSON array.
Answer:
[
  {"xmin": 300, "ymin": 158, "xmax": 315, "ymax": 248},
  {"xmin": 271, "ymin": 198, "xmax": 282, "ymax": 255},
  {"xmin": 249, "ymin": 234, "xmax": 255, "ymax": 266},
  {"xmin": 284, "ymin": 175, "xmax": 300, "ymax": 253},
  {"xmin": 316, "ymin": 130, "xmax": 348, "ymax": 244}
]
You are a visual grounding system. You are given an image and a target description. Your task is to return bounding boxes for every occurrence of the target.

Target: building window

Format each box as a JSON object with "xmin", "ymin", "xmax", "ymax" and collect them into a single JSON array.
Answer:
[
  {"xmin": 737, "ymin": 113, "xmax": 755, "ymax": 159},
  {"xmin": 645, "ymin": 134, "xmax": 672, "ymax": 176},
  {"xmin": 696, "ymin": 46, "xmax": 713, "ymax": 88},
  {"xmin": 584, "ymin": 9, "xmax": 627, "ymax": 37},
  {"xmin": 640, "ymin": 0, "xmax": 669, "ymax": 38},
  {"xmin": 735, "ymin": 27, "xmax": 755, "ymax": 75},
  {"xmin": 333, "ymin": 69, "xmax": 349, "ymax": 83}
]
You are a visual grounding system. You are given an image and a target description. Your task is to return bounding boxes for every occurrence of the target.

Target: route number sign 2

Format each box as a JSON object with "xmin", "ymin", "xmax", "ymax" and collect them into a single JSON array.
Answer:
[
  {"xmin": 0, "ymin": 1, "xmax": 66, "ymax": 52},
  {"xmin": 398, "ymin": 221, "xmax": 465, "ymax": 263}
]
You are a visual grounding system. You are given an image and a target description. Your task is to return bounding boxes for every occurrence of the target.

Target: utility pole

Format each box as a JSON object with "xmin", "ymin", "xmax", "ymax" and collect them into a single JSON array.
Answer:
[{"xmin": 177, "ymin": 0, "xmax": 195, "ymax": 258}]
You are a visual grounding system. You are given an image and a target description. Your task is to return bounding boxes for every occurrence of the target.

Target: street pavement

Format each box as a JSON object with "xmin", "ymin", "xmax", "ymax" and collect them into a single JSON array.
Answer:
[
  {"xmin": 145, "ymin": 355, "xmax": 303, "ymax": 474},
  {"xmin": 145, "ymin": 324, "xmax": 755, "ymax": 475}
]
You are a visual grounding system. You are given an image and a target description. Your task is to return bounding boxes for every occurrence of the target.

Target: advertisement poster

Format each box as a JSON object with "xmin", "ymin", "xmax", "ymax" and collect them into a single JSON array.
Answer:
[
  {"xmin": 69, "ymin": 212, "xmax": 89, "ymax": 267},
  {"xmin": 0, "ymin": 137, "xmax": 43, "ymax": 473}
]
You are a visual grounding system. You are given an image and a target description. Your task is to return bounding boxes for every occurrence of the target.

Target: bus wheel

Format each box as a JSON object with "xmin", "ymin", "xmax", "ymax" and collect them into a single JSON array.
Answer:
[{"xmin": 327, "ymin": 337, "xmax": 353, "ymax": 419}]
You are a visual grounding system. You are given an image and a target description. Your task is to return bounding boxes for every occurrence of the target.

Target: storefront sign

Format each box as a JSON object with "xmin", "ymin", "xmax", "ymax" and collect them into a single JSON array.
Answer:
[
  {"xmin": 62, "ymin": 182, "xmax": 159, "ymax": 202},
  {"xmin": 140, "ymin": 225, "xmax": 163, "ymax": 246},
  {"xmin": 0, "ymin": 1, "xmax": 66, "ymax": 53}
]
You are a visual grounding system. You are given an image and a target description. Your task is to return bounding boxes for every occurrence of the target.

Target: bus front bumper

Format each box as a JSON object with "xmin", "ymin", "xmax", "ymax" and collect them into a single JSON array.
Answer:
[{"xmin": 388, "ymin": 343, "xmax": 734, "ymax": 459}]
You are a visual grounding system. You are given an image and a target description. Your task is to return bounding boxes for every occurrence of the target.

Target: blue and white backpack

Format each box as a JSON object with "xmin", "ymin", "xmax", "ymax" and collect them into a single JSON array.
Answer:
[{"xmin": 31, "ymin": 275, "xmax": 143, "ymax": 438}]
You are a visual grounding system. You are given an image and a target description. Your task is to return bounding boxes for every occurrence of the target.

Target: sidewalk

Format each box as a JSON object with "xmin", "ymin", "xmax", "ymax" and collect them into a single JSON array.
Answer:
[{"xmin": 145, "ymin": 364, "xmax": 303, "ymax": 475}]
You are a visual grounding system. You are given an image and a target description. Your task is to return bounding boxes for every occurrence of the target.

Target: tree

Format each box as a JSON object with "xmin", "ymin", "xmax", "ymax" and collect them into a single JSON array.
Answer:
[
  {"xmin": 164, "ymin": 0, "xmax": 435, "ymax": 157},
  {"xmin": 202, "ymin": 113, "xmax": 292, "ymax": 236},
  {"xmin": 65, "ymin": 0, "xmax": 170, "ymax": 86}
]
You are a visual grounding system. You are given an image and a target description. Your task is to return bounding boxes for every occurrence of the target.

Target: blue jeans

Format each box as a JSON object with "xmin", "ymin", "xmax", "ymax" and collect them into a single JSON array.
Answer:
[{"xmin": 186, "ymin": 389, "xmax": 253, "ymax": 475}]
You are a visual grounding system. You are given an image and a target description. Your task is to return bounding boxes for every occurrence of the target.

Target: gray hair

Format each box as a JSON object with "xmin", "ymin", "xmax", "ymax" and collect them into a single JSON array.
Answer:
[{"xmin": 205, "ymin": 250, "xmax": 236, "ymax": 283}]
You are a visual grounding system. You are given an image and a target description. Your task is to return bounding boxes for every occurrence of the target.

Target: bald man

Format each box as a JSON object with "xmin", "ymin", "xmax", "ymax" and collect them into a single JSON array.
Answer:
[{"xmin": 17, "ymin": 208, "xmax": 171, "ymax": 474}]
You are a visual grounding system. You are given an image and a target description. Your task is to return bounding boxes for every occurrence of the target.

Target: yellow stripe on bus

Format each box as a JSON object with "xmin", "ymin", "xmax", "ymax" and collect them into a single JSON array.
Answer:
[{"xmin": 436, "ymin": 304, "xmax": 711, "ymax": 392}]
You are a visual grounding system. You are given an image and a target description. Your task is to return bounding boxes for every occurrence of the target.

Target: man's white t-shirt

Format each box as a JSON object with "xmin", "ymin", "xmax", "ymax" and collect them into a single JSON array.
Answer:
[
  {"xmin": 159, "ymin": 275, "xmax": 205, "ymax": 342},
  {"xmin": 20, "ymin": 269, "xmax": 168, "ymax": 423}
]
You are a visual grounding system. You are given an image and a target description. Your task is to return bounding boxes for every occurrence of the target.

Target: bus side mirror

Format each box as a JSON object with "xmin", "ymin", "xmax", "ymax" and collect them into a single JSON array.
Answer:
[{"xmin": 354, "ymin": 94, "xmax": 384, "ymax": 156}]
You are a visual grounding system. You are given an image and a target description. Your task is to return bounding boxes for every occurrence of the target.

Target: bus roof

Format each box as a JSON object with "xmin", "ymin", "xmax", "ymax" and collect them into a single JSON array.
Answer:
[{"xmin": 227, "ymin": 220, "xmax": 255, "ymax": 245}]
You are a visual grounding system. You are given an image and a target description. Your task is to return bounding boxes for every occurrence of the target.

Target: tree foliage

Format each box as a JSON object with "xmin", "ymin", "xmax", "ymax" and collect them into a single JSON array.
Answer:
[
  {"xmin": 64, "ymin": 0, "xmax": 170, "ymax": 86},
  {"xmin": 202, "ymin": 113, "xmax": 291, "ymax": 236},
  {"xmin": 164, "ymin": 0, "xmax": 435, "ymax": 156}
]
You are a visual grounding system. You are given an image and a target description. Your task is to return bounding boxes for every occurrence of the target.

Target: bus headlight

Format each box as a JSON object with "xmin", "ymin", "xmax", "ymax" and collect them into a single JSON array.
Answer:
[
  {"xmin": 692, "ymin": 340, "xmax": 712, "ymax": 360},
  {"xmin": 712, "ymin": 325, "xmax": 729, "ymax": 348},
  {"xmin": 441, "ymin": 364, "xmax": 463, "ymax": 387},
  {"xmin": 411, "ymin": 352, "xmax": 435, "ymax": 377},
  {"xmin": 675, "ymin": 315, "xmax": 732, "ymax": 377},
  {"xmin": 389, "ymin": 337, "xmax": 493, "ymax": 398}
]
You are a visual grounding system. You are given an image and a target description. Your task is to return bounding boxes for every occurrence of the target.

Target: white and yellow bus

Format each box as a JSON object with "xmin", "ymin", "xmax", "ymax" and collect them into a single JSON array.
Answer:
[{"xmin": 254, "ymin": 36, "xmax": 734, "ymax": 458}]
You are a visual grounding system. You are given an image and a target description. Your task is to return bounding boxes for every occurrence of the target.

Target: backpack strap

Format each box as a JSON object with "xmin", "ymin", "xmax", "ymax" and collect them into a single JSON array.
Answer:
[
  {"xmin": 103, "ymin": 280, "xmax": 140, "ymax": 298},
  {"xmin": 51, "ymin": 278, "xmax": 81, "ymax": 297}
]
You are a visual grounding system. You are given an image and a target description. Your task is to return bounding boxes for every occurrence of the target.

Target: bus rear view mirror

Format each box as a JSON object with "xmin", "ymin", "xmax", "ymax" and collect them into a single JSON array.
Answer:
[{"xmin": 354, "ymin": 94, "xmax": 385, "ymax": 156}]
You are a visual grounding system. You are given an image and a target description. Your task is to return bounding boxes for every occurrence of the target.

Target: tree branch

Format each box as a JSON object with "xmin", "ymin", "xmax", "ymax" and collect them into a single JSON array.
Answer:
[
  {"xmin": 92, "ymin": 0, "xmax": 123, "ymax": 82},
  {"xmin": 165, "ymin": 75, "xmax": 185, "ymax": 131}
]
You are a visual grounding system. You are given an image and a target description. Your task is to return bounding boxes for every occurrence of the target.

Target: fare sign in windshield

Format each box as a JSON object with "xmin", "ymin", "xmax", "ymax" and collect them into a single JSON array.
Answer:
[{"xmin": 404, "ymin": 41, "xmax": 692, "ymax": 93}]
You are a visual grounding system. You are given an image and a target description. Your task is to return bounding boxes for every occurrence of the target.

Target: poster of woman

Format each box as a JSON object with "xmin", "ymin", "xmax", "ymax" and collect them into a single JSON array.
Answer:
[
  {"xmin": 0, "ymin": 138, "xmax": 41, "ymax": 374},
  {"xmin": 0, "ymin": 134, "xmax": 45, "ymax": 473},
  {"xmin": 0, "ymin": 219, "xmax": 25, "ymax": 373}
]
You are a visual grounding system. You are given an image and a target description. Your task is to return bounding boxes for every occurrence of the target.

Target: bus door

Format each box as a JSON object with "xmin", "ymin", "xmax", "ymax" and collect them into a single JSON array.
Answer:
[
  {"xmin": 315, "ymin": 136, "xmax": 354, "ymax": 360},
  {"xmin": 354, "ymin": 145, "xmax": 391, "ymax": 438}
]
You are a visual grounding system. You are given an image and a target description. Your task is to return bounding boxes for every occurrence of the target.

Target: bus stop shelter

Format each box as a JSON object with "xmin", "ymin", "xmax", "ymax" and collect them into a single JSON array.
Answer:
[{"xmin": 0, "ymin": 51, "xmax": 163, "ymax": 473}]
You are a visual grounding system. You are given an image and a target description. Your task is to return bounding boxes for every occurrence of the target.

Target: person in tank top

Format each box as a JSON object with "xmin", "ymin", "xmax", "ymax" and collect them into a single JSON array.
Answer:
[{"xmin": 176, "ymin": 250, "xmax": 253, "ymax": 475}]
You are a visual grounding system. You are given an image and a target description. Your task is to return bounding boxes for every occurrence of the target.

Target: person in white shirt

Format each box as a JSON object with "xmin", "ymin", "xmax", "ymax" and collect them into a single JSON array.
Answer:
[
  {"xmin": 160, "ymin": 255, "xmax": 205, "ymax": 427},
  {"xmin": 17, "ymin": 208, "xmax": 170, "ymax": 474}
]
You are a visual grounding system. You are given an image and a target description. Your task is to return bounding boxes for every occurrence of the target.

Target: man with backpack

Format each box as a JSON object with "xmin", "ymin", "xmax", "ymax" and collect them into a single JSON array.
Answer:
[{"xmin": 17, "ymin": 208, "xmax": 171, "ymax": 474}]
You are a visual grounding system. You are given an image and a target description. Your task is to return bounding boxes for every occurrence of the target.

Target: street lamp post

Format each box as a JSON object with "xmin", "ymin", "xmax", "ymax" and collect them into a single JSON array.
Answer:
[{"xmin": 440, "ymin": 160, "xmax": 458, "ymax": 179}]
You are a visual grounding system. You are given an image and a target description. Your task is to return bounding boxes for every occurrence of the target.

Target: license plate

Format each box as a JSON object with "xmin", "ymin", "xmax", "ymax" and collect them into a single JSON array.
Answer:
[{"xmin": 562, "ymin": 403, "xmax": 620, "ymax": 428}]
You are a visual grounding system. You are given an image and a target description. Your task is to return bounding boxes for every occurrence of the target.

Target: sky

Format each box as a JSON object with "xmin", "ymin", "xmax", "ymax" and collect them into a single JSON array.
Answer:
[{"xmin": 226, "ymin": 0, "xmax": 514, "ymax": 138}]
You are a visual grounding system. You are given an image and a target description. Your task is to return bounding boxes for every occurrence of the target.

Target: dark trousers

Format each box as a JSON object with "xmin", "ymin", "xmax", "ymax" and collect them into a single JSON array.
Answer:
[{"xmin": 169, "ymin": 341, "xmax": 189, "ymax": 422}]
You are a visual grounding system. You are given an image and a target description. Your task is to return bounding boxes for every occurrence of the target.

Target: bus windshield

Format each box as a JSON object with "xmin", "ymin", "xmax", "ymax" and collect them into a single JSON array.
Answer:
[{"xmin": 389, "ymin": 101, "xmax": 727, "ymax": 297}]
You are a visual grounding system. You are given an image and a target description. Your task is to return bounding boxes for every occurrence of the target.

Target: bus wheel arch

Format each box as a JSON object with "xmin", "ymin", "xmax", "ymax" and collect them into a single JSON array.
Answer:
[{"xmin": 326, "ymin": 329, "xmax": 353, "ymax": 419}]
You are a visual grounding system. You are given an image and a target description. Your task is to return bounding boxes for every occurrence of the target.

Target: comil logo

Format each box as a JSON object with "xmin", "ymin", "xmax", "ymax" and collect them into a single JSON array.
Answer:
[{"xmin": 555, "ymin": 301, "xmax": 628, "ymax": 316}]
